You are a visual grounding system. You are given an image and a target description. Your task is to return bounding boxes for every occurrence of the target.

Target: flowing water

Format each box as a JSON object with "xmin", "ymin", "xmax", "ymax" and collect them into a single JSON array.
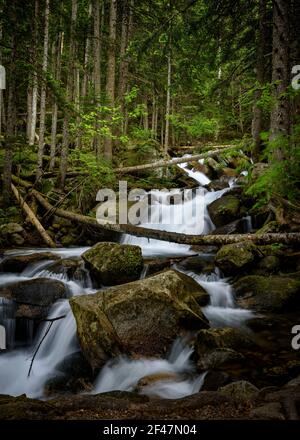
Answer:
[{"xmin": 0, "ymin": 157, "xmax": 253, "ymax": 399}]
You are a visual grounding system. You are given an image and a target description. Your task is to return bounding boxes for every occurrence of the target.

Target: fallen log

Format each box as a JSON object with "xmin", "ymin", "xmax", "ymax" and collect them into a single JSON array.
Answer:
[
  {"xmin": 11, "ymin": 183, "xmax": 56, "ymax": 248},
  {"xmin": 115, "ymin": 145, "xmax": 240, "ymax": 174},
  {"xmin": 171, "ymin": 144, "xmax": 234, "ymax": 152},
  {"xmin": 11, "ymin": 175, "xmax": 300, "ymax": 247}
]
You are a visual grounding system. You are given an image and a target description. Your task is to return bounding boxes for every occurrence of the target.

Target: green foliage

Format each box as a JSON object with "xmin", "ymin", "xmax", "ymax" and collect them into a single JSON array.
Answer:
[
  {"xmin": 0, "ymin": 206, "xmax": 19, "ymax": 225},
  {"xmin": 247, "ymin": 124, "xmax": 300, "ymax": 205}
]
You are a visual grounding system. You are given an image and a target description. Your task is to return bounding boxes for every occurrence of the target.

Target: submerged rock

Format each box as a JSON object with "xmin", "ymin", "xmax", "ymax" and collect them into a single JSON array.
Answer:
[
  {"xmin": 234, "ymin": 275, "xmax": 300, "ymax": 312},
  {"xmin": 82, "ymin": 242, "xmax": 143, "ymax": 286},
  {"xmin": 208, "ymin": 194, "xmax": 240, "ymax": 227},
  {"xmin": 215, "ymin": 241, "xmax": 258, "ymax": 275},
  {"xmin": 70, "ymin": 270, "xmax": 209, "ymax": 370}
]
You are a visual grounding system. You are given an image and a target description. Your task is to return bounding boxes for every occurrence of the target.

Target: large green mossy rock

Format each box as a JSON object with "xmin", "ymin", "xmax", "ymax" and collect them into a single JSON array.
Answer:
[
  {"xmin": 70, "ymin": 270, "xmax": 209, "ymax": 370},
  {"xmin": 215, "ymin": 241, "xmax": 258, "ymax": 275},
  {"xmin": 82, "ymin": 242, "xmax": 144, "ymax": 286},
  {"xmin": 234, "ymin": 275, "xmax": 300, "ymax": 312},
  {"xmin": 208, "ymin": 194, "xmax": 240, "ymax": 227}
]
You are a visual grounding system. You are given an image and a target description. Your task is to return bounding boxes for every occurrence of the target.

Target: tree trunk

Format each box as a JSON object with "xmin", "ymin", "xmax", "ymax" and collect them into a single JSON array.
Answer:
[
  {"xmin": 81, "ymin": 2, "xmax": 92, "ymax": 100},
  {"xmin": 104, "ymin": 0, "xmax": 117, "ymax": 162},
  {"xmin": 26, "ymin": 86, "xmax": 33, "ymax": 141},
  {"xmin": 36, "ymin": 0, "xmax": 50, "ymax": 182},
  {"xmin": 59, "ymin": 0, "xmax": 78, "ymax": 189},
  {"xmin": 11, "ymin": 184, "xmax": 56, "ymax": 248},
  {"xmin": 29, "ymin": 0, "xmax": 39, "ymax": 147},
  {"xmin": 270, "ymin": 0, "xmax": 290, "ymax": 157},
  {"xmin": 164, "ymin": 50, "xmax": 171, "ymax": 154},
  {"xmin": 93, "ymin": 0, "xmax": 101, "ymax": 153},
  {"xmin": 115, "ymin": 145, "xmax": 237, "ymax": 174},
  {"xmin": 3, "ymin": 12, "xmax": 17, "ymax": 206},
  {"xmin": 251, "ymin": 0, "xmax": 267, "ymax": 161},
  {"xmin": 50, "ymin": 31, "xmax": 63, "ymax": 171}
]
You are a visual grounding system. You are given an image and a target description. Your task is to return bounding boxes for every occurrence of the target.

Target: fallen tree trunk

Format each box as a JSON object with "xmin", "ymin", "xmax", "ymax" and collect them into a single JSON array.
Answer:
[
  {"xmin": 11, "ymin": 183, "xmax": 56, "ymax": 248},
  {"xmin": 170, "ymin": 144, "xmax": 234, "ymax": 152},
  {"xmin": 11, "ymin": 175, "xmax": 300, "ymax": 247},
  {"xmin": 115, "ymin": 145, "xmax": 239, "ymax": 174}
]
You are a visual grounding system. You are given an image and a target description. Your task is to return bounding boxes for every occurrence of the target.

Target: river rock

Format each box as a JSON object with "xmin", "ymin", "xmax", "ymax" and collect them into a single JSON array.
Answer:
[
  {"xmin": 70, "ymin": 270, "xmax": 209, "ymax": 370},
  {"xmin": 47, "ymin": 258, "xmax": 87, "ymax": 281},
  {"xmin": 176, "ymin": 255, "xmax": 214, "ymax": 274},
  {"xmin": 0, "ymin": 223, "xmax": 24, "ymax": 246},
  {"xmin": 0, "ymin": 252, "xmax": 60, "ymax": 273},
  {"xmin": 196, "ymin": 328, "xmax": 255, "ymax": 357},
  {"xmin": 215, "ymin": 241, "xmax": 258, "ymax": 275},
  {"xmin": 219, "ymin": 380, "xmax": 259, "ymax": 401},
  {"xmin": 208, "ymin": 194, "xmax": 240, "ymax": 227},
  {"xmin": 211, "ymin": 219, "xmax": 245, "ymax": 235},
  {"xmin": 136, "ymin": 372, "xmax": 180, "ymax": 394},
  {"xmin": 82, "ymin": 242, "xmax": 143, "ymax": 286},
  {"xmin": 198, "ymin": 348, "xmax": 245, "ymax": 370},
  {"xmin": 234, "ymin": 275, "xmax": 300, "ymax": 312},
  {"xmin": 249, "ymin": 402, "xmax": 284, "ymax": 420},
  {"xmin": 201, "ymin": 371, "xmax": 230, "ymax": 391},
  {"xmin": 0, "ymin": 278, "xmax": 67, "ymax": 320}
]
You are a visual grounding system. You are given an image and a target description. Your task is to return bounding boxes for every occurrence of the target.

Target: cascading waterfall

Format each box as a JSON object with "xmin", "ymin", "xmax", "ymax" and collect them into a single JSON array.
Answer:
[
  {"xmin": 122, "ymin": 158, "xmax": 230, "ymax": 258},
  {"xmin": 0, "ymin": 248, "xmax": 94, "ymax": 398},
  {"xmin": 0, "ymin": 158, "xmax": 253, "ymax": 399},
  {"xmin": 93, "ymin": 338, "xmax": 206, "ymax": 399}
]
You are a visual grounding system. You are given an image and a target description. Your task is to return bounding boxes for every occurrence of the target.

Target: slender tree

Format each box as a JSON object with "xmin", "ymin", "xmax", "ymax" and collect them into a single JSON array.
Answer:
[
  {"xmin": 36, "ymin": 0, "xmax": 50, "ymax": 181},
  {"xmin": 59, "ymin": 0, "xmax": 78, "ymax": 189},
  {"xmin": 104, "ymin": 0, "xmax": 117, "ymax": 162}
]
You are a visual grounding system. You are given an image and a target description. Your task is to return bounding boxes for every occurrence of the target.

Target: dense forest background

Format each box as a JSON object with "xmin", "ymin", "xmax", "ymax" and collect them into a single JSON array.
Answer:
[{"xmin": 0, "ymin": 0, "xmax": 299, "ymax": 222}]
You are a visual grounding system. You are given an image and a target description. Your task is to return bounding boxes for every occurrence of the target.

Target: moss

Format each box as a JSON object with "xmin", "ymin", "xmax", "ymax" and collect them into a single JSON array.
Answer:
[
  {"xmin": 234, "ymin": 275, "xmax": 300, "ymax": 312},
  {"xmin": 196, "ymin": 328, "xmax": 255, "ymax": 356},
  {"xmin": 215, "ymin": 241, "xmax": 258, "ymax": 275},
  {"xmin": 82, "ymin": 242, "xmax": 144, "ymax": 285},
  {"xmin": 70, "ymin": 270, "xmax": 209, "ymax": 370},
  {"xmin": 208, "ymin": 194, "xmax": 240, "ymax": 227}
]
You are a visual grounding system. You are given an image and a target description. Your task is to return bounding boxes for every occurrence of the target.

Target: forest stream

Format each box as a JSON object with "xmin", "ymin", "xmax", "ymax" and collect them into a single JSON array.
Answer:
[{"xmin": 0, "ymin": 158, "xmax": 299, "ymax": 420}]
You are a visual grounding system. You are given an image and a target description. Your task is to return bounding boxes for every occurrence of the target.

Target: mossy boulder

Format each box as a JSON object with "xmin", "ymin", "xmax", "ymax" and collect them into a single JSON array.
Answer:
[
  {"xmin": 208, "ymin": 194, "xmax": 240, "ymax": 227},
  {"xmin": 234, "ymin": 275, "xmax": 300, "ymax": 312},
  {"xmin": 70, "ymin": 270, "xmax": 209, "ymax": 370},
  {"xmin": 196, "ymin": 327, "xmax": 255, "ymax": 357},
  {"xmin": 198, "ymin": 348, "xmax": 245, "ymax": 370},
  {"xmin": 255, "ymin": 255, "xmax": 281, "ymax": 274},
  {"xmin": 0, "ymin": 223, "xmax": 24, "ymax": 246},
  {"xmin": 215, "ymin": 241, "xmax": 258, "ymax": 275},
  {"xmin": 82, "ymin": 242, "xmax": 144, "ymax": 286}
]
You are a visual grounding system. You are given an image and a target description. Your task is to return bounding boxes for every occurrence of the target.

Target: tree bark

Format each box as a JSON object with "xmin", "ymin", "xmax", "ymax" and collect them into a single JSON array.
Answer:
[
  {"xmin": 115, "ymin": 145, "xmax": 237, "ymax": 174},
  {"xmin": 164, "ymin": 50, "xmax": 171, "ymax": 154},
  {"xmin": 50, "ymin": 31, "xmax": 63, "ymax": 171},
  {"xmin": 270, "ymin": 0, "xmax": 290, "ymax": 157},
  {"xmin": 29, "ymin": 0, "xmax": 39, "ymax": 146},
  {"xmin": 11, "ymin": 184, "xmax": 56, "ymax": 248},
  {"xmin": 104, "ymin": 0, "xmax": 117, "ymax": 161},
  {"xmin": 36, "ymin": 0, "xmax": 50, "ymax": 181},
  {"xmin": 251, "ymin": 0, "xmax": 267, "ymax": 161},
  {"xmin": 92, "ymin": 0, "xmax": 102, "ymax": 153},
  {"xmin": 59, "ymin": 0, "xmax": 78, "ymax": 189},
  {"xmin": 3, "ymin": 13, "xmax": 17, "ymax": 205}
]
